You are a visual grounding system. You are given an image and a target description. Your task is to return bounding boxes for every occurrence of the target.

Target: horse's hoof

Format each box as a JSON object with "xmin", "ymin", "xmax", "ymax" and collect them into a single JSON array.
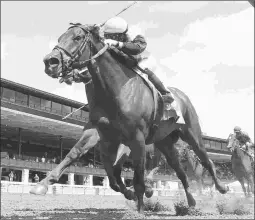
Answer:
[
  {"xmin": 188, "ymin": 199, "xmax": 196, "ymax": 207},
  {"xmin": 186, "ymin": 192, "xmax": 196, "ymax": 207},
  {"xmin": 137, "ymin": 208, "xmax": 144, "ymax": 214},
  {"xmin": 110, "ymin": 183, "xmax": 121, "ymax": 192},
  {"xmin": 30, "ymin": 183, "xmax": 48, "ymax": 195},
  {"xmin": 218, "ymin": 185, "xmax": 229, "ymax": 194},
  {"xmin": 145, "ymin": 187, "xmax": 154, "ymax": 198},
  {"xmin": 137, "ymin": 203, "xmax": 144, "ymax": 214},
  {"xmin": 124, "ymin": 189, "xmax": 137, "ymax": 201}
]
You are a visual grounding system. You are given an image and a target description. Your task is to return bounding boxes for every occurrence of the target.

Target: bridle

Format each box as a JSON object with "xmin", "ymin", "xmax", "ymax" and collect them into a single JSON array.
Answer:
[{"xmin": 53, "ymin": 24, "xmax": 108, "ymax": 80}]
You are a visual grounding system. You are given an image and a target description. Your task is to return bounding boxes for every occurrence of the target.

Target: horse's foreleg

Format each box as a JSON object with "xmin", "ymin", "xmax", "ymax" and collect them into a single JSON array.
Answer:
[
  {"xmin": 30, "ymin": 126, "xmax": 100, "ymax": 195},
  {"xmin": 156, "ymin": 139, "xmax": 196, "ymax": 207},
  {"xmin": 99, "ymin": 141, "xmax": 137, "ymax": 200},
  {"xmin": 130, "ymin": 130, "xmax": 146, "ymax": 213},
  {"xmin": 113, "ymin": 163, "xmax": 137, "ymax": 201},
  {"xmin": 99, "ymin": 141, "xmax": 121, "ymax": 192}
]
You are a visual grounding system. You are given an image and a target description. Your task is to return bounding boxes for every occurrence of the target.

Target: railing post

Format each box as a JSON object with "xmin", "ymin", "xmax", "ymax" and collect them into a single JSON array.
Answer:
[
  {"xmin": 18, "ymin": 128, "xmax": 22, "ymax": 156},
  {"xmin": 93, "ymin": 147, "xmax": 96, "ymax": 167},
  {"xmin": 59, "ymin": 136, "xmax": 63, "ymax": 161}
]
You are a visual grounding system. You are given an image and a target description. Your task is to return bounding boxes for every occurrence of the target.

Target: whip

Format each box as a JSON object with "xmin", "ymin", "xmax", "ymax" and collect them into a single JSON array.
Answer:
[
  {"xmin": 62, "ymin": 104, "xmax": 87, "ymax": 120},
  {"xmin": 100, "ymin": 1, "xmax": 138, "ymax": 27}
]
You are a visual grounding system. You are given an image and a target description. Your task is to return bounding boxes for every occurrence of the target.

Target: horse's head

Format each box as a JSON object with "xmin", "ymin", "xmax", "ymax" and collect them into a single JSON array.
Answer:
[
  {"xmin": 227, "ymin": 133, "xmax": 240, "ymax": 153},
  {"xmin": 43, "ymin": 23, "xmax": 103, "ymax": 79}
]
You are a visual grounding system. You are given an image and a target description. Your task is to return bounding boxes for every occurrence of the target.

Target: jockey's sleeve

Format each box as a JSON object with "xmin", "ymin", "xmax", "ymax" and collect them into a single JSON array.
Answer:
[{"xmin": 121, "ymin": 35, "xmax": 147, "ymax": 55}]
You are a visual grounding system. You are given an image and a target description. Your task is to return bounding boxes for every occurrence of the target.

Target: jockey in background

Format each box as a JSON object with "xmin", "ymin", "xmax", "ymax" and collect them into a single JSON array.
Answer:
[
  {"xmin": 98, "ymin": 17, "xmax": 185, "ymax": 124},
  {"xmin": 234, "ymin": 126, "xmax": 254, "ymax": 160}
]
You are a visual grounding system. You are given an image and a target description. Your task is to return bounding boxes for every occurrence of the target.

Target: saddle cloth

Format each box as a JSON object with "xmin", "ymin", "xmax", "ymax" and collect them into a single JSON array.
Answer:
[{"xmin": 132, "ymin": 66, "xmax": 177, "ymax": 122}]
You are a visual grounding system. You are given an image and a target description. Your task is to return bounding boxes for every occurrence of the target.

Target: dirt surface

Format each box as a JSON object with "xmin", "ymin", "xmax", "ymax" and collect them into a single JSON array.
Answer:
[{"xmin": 1, "ymin": 192, "xmax": 254, "ymax": 219}]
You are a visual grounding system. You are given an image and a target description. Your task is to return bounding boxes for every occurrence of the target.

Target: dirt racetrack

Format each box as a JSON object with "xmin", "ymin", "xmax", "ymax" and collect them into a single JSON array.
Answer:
[{"xmin": 1, "ymin": 192, "xmax": 254, "ymax": 219}]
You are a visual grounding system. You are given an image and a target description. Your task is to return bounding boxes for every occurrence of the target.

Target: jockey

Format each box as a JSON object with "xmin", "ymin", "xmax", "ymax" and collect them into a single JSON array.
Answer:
[
  {"xmin": 234, "ymin": 126, "xmax": 254, "ymax": 160},
  {"xmin": 101, "ymin": 17, "xmax": 185, "ymax": 124}
]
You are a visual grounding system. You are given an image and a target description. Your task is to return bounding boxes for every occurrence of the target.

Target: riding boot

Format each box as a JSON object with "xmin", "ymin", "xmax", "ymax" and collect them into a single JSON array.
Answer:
[
  {"xmin": 144, "ymin": 68, "xmax": 185, "ymax": 124},
  {"xmin": 144, "ymin": 68, "xmax": 172, "ymax": 97}
]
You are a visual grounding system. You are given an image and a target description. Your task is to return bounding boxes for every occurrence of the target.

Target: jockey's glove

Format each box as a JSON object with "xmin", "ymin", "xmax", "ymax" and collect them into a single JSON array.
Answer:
[
  {"xmin": 104, "ymin": 39, "xmax": 123, "ymax": 48},
  {"xmin": 241, "ymin": 144, "xmax": 247, "ymax": 150}
]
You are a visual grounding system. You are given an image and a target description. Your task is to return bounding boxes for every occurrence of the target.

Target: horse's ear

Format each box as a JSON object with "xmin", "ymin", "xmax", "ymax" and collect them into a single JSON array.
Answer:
[
  {"xmin": 91, "ymin": 24, "xmax": 101, "ymax": 34},
  {"xmin": 90, "ymin": 24, "xmax": 104, "ymax": 41},
  {"xmin": 69, "ymin": 22, "xmax": 82, "ymax": 26}
]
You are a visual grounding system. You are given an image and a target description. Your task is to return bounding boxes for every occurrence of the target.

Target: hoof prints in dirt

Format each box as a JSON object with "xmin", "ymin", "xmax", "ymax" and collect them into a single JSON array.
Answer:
[
  {"xmin": 1, "ymin": 193, "xmax": 254, "ymax": 219},
  {"xmin": 1, "ymin": 208, "xmax": 254, "ymax": 220},
  {"xmin": 1, "ymin": 208, "xmax": 126, "ymax": 220}
]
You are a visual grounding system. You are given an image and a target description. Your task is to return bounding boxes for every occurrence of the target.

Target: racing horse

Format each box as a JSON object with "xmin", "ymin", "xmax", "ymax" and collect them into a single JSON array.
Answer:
[
  {"xmin": 30, "ymin": 23, "xmax": 228, "ymax": 212},
  {"xmin": 227, "ymin": 133, "xmax": 254, "ymax": 197}
]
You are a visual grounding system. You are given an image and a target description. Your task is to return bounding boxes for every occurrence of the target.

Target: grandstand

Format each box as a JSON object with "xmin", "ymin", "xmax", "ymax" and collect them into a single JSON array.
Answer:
[{"xmin": 0, "ymin": 78, "xmax": 232, "ymax": 187}]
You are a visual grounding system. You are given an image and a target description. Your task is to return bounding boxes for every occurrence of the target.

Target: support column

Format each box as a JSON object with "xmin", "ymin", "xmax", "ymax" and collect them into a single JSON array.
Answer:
[
  {"xmin": 0, "ymin": 167, "xmax": 2, "ymax": 181},
  {"xmin": 18, "ymin": 128, "xmax": 22, "ymax": 156},
  {"xmin": 59, "ymin": 136, "xmax": 63, "ymax": 161},
  {"xmin": 83, "ymin": 175, "xmax": 93, "ymax": 187},
  {"xmin": 22, "ymin": 169, "xmax": 29, "ymax": 184},
  {"xmin": 68, "ymin": 173, "xmax": 75, "ymax": 185},
  {"xmin": 103, "ymin": 176, "xmax": 109, "ymax": 188},
  {"xmin": 156, "ymin": 180, "xmax": 162, "ymax": 189},
  {"xmin": 165, "ymin": 181, "xmax": 170, "ymax": 189},
  {"xmin": 93, "ymin": 147, "xmax": 96, "ymax": 166}
]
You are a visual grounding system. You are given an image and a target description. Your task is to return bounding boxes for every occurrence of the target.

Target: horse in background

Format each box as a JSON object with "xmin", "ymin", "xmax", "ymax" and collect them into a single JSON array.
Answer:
[
  {"xmin": 180, "ymin": 146, "xmax": 215, "ymax": 196},
  {"xmin": 227, "ymin": 133, "xmax": 254, "ymax": 197}
]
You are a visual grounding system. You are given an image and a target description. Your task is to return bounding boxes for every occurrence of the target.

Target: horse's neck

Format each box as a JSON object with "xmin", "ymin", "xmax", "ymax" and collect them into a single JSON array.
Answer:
[
  {"xmin": 88, "ymin": 43, "xmax": 129, "ymax": 99},
  {"xmin": 234, "ymin": 147, "xmax": 246, "ymax": 159}
]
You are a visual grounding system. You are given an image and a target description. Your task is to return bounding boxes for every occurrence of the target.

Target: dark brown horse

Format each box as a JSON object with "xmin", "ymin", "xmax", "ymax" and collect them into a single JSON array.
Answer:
[
  {"xmin": 227, "ymin": 133, "xmax": 254, "ymax": 197},
  {"xmin": 30, "ymin": 23, "xmax": 228, "ymax": 212}
]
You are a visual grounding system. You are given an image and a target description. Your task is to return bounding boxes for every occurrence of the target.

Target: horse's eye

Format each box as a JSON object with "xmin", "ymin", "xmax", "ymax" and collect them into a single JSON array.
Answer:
[{"xmin": 74, "ymin": 36, "xmax": 82, "ymax": 41}]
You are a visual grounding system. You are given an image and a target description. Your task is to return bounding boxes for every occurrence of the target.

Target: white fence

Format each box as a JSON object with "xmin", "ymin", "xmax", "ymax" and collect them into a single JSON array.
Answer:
[{"xmin": 1, "ymin": 180, "xmax": 245, "ymax": 197}]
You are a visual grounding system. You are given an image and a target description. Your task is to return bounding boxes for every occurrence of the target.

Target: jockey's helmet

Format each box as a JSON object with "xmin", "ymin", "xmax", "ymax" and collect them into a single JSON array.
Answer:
[
  {"xmin": 234, "ymin": 126, "xmax": 241, "ymax": 133},
  {"xmin": 103, "ymin": 17, "xmax": 128, "ymax": 34}
]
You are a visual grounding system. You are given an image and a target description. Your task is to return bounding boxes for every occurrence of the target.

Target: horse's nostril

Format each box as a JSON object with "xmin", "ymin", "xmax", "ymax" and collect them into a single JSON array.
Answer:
[{"xmin": 49, "ymin": 57, "xmax": 59, "ymax": 66}]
